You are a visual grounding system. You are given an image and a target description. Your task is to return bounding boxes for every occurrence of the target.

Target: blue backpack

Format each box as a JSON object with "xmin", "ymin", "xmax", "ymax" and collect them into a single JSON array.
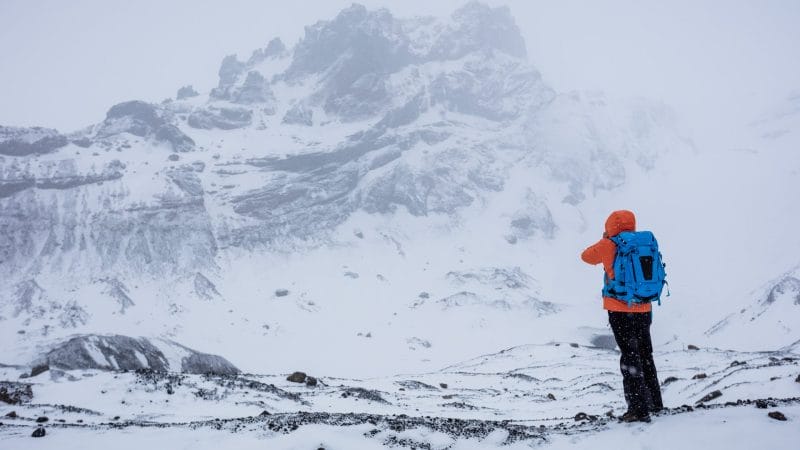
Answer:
[{"xmin": 602, "ymin": 231, "xmax": 668, "ymax": 306}]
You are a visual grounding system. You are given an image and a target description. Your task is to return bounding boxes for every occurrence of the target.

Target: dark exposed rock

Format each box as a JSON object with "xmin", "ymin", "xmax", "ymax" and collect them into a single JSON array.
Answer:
[
  {"xmin": 439, "ymin": 383, "xmax": 448, "ymax": 389},
  {"xmin": 795, "ymin": 374, "xmax": 800, "ymax": 383},
  {"xmin": 233, "ymin": 71, "xmax": 275, "ymax": 105},
  {"xmin": 569, "ymin": 343, "xmax": 579, "ymax": 348},
  {"xmin": 442, "ymin": 401, "xmax": 479, "ymax": 410},
  {"xmin": 687, "ymin": 344, "xmax": 699, "ymax": 351},
  {"xmin": 692, "ymin": 373, "xmax": 707, "ymax": 380},
  {"xmin": 248, "ymin": 38, "xmax": 286, "ymax": 65},
  {"xmin": 194, "ymin": 273, "xmax": 221, "ymax": 301},
  {"xmin": 730, "ymin": 360, "xmax": 746, "ymax": 367},
  {"xmin": 210, "ymin": 55, "xmax": 245, "ymax": 99},
  {"xmin": 31, "ymin": 427, "xmax": 45, "ymax": 437},
  {"xmin": 756, "ymin": 399, "xmax": 769, "ymax": 409},
  {"xmin": 0, "ymin": 126, "xmax": 68, "ymax": 156},
  {"xmin": 181, "ymin": 352, "xmax": 240, "ymax": 376},
  {"xmin": 763, "ymin": 276, "xmax": 800, "ymax": 305},
  {"xmin": 396, "ymin": 380, "xmax": 439, "ymax": 390},
  {"xmin": 30, "ymin": 363, "xmax": 49, "ymax": 377},
  {"xmin": 547, "ymin": 393, "xmax": 556, "ymax": 401},
  {"xmin": 36, "ymin": 416, "xmax": 48, "ymax": 423},
  {"xmin": 662, "ymin": 376, "xmax": 679, "ymax": 386},
  {"xmin": 5, "ymin": 411, "xmax": 18, "ymax": 418},
  {"xmin": 42, "ymin": 334, "xmax": 238, "ymax": 375},
  {"xmin": 340, "ymin": 387, "xmax": 389, "ymax": 404},
  {"xmin": 168, "ymin": 154, "xmax": 180, "ymax": 162},
  {"xmin": 287, "ymin": 372, "xmax": 307, "ymax": 383},
  {"xmin": 45, "ymin": 335, "xmax": 168, "ymax": 371},
  {"xmin": 282, "ymin": 104, "xmax": 313, "ymax": 126},
  {"xmin": 697, "ymin": 390, "xmax": 722, "ymax": 404},
  {"xmin": 98, "ymin": 101, "xmax": 194, "ymax": 152},
  {"xmin": 0, "ymin": 382, "xmax": 33, "ymax": 405},
  {"xmin": 590, "ymin": 334, "xmax": 617, "ymax": 350},
  {"xmin": 305, "ymin": 377, "xmax": 318, "ymax": 387},
  {"xmin": 187, "ymin": 106, "xmax": 252, "ymax": 130},
  {"xmin": 768, "ymin": 411, "xmax": 787, "ymax": 421},
  {"xmin": 275, "ymin": 289, "xmax": 290, "ymax": 297},
  {"xmin": 176, "ymin": 85, "xmax": 199, "ymax": 100}
]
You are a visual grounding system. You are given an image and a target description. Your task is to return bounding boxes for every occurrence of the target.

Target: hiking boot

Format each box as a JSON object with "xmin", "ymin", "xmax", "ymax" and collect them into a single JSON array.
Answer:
[{"xmin": 619, "ymin": 410, "xmax": 651, "ymax": 423}]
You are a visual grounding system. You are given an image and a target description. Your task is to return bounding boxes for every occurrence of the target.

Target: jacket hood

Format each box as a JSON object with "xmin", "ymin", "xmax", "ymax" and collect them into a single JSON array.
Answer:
[{"xmin": 605, "ymin": 210, "xmax": 636, "ymax": 237}]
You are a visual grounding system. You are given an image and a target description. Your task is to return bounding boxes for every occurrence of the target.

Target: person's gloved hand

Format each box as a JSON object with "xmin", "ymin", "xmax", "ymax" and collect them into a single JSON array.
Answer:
[{"xmin": 603, "ymin": 232, "xmax": 609, "ymax": 239}]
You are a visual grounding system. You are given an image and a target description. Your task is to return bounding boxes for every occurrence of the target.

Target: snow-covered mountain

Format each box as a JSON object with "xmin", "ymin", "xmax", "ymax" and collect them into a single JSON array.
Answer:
[{"xmin": 0, "ymin": 2, "xmax": 797, "ymax": 381}]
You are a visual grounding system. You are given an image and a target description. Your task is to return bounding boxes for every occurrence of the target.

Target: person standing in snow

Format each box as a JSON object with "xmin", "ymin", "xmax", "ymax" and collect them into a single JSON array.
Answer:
[{"xmin": 581, "ymin": 210, "xmax": 664, "ymax": 423}]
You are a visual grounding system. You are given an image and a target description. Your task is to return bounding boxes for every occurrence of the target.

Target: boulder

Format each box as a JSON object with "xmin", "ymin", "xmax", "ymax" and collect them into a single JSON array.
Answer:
[
  {"xmin": 287, "ymin": 372, "xmax": 307, "ymax": 383},
  {"xmin": 768, "ymin": 411, "xmax": 787, "ymax": 421}
]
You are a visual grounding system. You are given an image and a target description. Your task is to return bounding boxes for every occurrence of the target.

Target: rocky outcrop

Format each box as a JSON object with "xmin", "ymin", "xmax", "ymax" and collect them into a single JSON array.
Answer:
[
  {"xmin": 96, "ymin": 101, "xmax": 194, "ymax": 152},
  {"xmin": 44, "ymin": 335, "xmax": 169, "ymax": 372},
  {"xmin": 0, "ymin": 381, "xmax": 33, "ymax": 405},
  {"xmin": 764, "ymin": 277, "xmax": 800, "ymax": 305},
  {"xmin": 247, "ymin": 38, "xmax": 286, "ymax": 65},
  {"xmin": 176, "ymin": 85, "xmax": 199, "ymax": 100},
  {"xmin": 0, "ymin": 126, "xmax": 68, "ymax": 156},
  {"xmin": 282, "ymin": 103, "xmax": 313, "ymax": 126},
  {"xmin": 180, "ymin": 352, "xmax": 239, "ymax": 376},
  {"xmin": 232, "ymin": 71, "xmax": 275, "ymax": 106},
  {"xmin": 187, "ymin": 106, "xmax": 252, "ymax": 130},
  {"xmin": 40, "ymin": 334, "xmax": 239, "ymax": 374}
]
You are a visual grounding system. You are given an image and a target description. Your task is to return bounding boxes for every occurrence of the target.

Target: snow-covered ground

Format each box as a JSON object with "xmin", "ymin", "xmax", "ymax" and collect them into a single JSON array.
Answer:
[{"xmin": 2, "ymin": 343, "xmax": 798, "ymax": 447}]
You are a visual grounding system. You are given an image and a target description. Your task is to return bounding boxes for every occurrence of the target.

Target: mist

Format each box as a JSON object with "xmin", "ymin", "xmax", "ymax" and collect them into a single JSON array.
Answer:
[{"xmin": 2, "ymin": 0, "xmax": 798, "ymax": 149}]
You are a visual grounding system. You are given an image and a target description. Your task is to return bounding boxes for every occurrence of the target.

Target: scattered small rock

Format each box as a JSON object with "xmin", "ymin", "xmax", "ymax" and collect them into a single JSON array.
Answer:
[
  {"xmin": 768, "ymin": 411, "xmax": 787, "ymax": 421},
  {"xmin": 287, "ymin": 372, "xmax": 307, "ymax": 383},
  {"xmin": 756, "ymin": 399, "xmax": 769, "ymax": 409},
  {"xmin": 31, "ymin": 427, "xmax": 45, "ymax": 438},
  {"xmin": 275, "ymin": 289, "xmax": 290, "ymax": 297},
  {"xmin": 569, "ymin": 343, "xmax": 579, "ymax": 348},
  {"xmin": 306, "ymin": 377, "xmax": 318, "ymax": 387},
  {"xmin": 0, "ymin": 381, "xmax": 33, "ymax": 405},
  {"xmin": 5, "ymin": 411, "xmax": 17, "ymax": 418},
  {"xmin": 418, "ymin": 292, "xmax": 430, "ymax": 299},
  {"xmin": 692, "ymin": 373, "xmax": 707, "ymax": 380},
  {"xmin": 35, "ymin": 416, "xmax": 48, "ymax": 423},
  {"xmin": 168, "ymin": 154, "xmax": 180, "ymax": 162},
  {"xmin": 113, "ymin": 416, "xmax": 120, "ymax": 421},
  {"xmin": 439, "ymin": 383, "xmax": 448, "ymax": 389},
  {"xmin": 697, "ymin": 390, "xmax": 722, "ymax": 404},
  {"xmin": 795, "ymin": 374, "xmax": 799, "ymax": 383},
  {"xmin": 259, "ymin": 410, "xmax": 271, "ymax": 417},
  {"xmin": 730, "ymin": 360, "xmax": 746, "ymax": 367},
  {"xmin": 353, "ymin": 230, "xmax": 364, "ymax": 239},
  {"xmin": 547, "ymin": 393, "xmax": 556, "ymax": 401},
  {"xmin": 605, "ymin": 409, "xmax": 615, "ymax": 418},
  {"xmin": 687, "ymin": 344, "xmax": 699, "ymax": 351},
  {"xmin": 574, "ymin": 412, "xmax": 588, "ymax": 421}
]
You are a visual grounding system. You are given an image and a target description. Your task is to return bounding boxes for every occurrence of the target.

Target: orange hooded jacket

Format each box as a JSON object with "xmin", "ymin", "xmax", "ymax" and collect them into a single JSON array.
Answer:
[{"xmin": 581, "ymin": 210, "xmax": 652, "ymax": 313}]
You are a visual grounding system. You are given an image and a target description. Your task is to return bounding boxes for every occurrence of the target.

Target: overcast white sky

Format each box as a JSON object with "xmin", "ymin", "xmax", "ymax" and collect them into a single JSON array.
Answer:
[{"xmin": 1, "ymin": 0, "xmax": 798, "ymax": 139}]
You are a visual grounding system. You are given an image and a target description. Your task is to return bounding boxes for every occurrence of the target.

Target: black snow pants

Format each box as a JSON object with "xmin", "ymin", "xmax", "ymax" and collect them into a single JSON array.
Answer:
[{"xmin": 608, "ymin": 311, "xmax": 663, "ymax": 415}]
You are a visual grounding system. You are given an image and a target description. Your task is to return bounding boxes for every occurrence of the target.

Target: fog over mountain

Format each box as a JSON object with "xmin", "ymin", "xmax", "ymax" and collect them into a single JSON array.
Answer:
[{"xmin": 0, "ymin": 2, "xmax": 798, "ymax": 448}]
